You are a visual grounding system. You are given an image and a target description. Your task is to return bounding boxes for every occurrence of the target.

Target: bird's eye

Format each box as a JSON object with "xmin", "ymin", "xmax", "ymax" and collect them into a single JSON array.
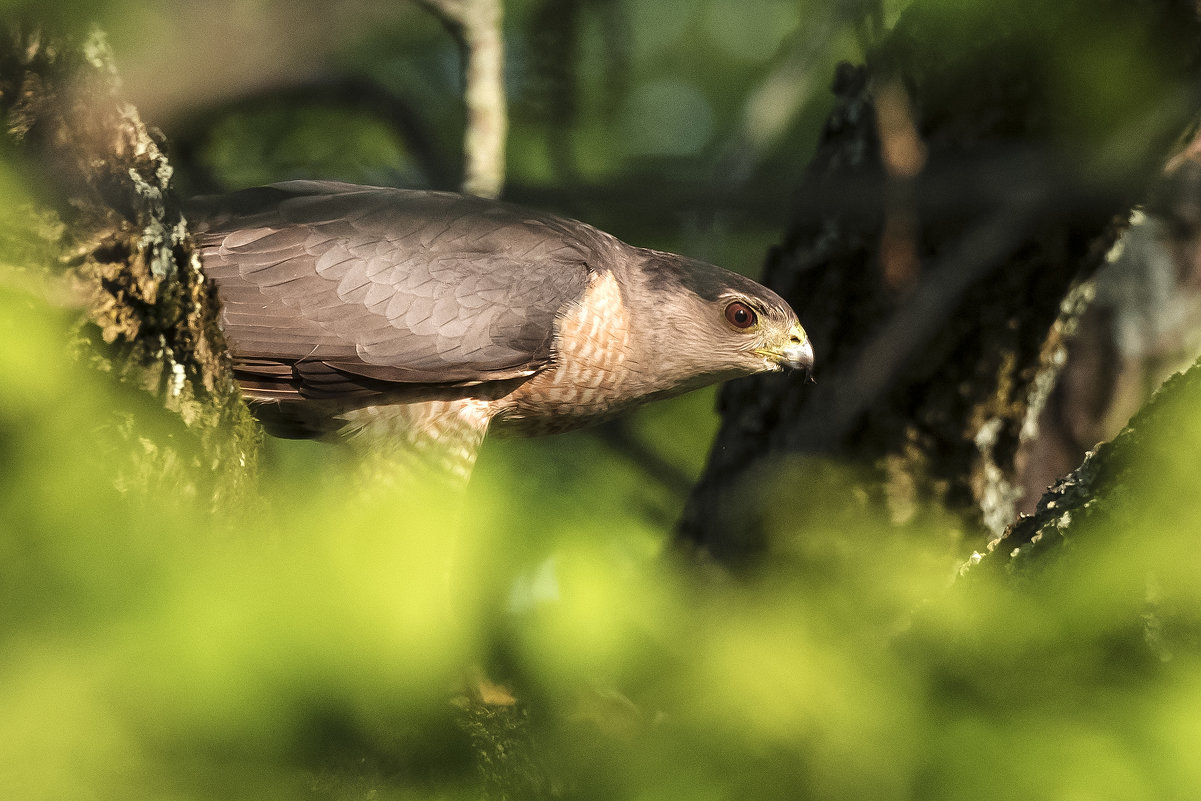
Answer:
[{"xmin": 724, "ymin": 301, "xmax": 757, "ymax": 330}]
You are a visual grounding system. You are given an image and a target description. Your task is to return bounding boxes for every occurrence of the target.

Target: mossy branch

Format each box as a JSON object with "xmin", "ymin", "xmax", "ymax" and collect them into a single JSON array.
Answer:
[{"xmin": 0, "ymin": 25, "xmax": 259, "ymax": 505}]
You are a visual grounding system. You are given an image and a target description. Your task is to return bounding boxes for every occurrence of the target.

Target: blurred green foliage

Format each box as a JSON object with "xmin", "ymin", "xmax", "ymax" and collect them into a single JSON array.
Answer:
[
  {"xmin": 5, "ymin": 235, "xmax": 1201, "ymax": 798},
  {"xmin": 202, "ymin": 108, "xmax": 415, "ymax": 189}
]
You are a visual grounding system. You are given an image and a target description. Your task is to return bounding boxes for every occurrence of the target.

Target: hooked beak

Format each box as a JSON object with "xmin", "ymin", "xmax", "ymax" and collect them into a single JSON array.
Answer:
[{"xmin": 770, "ymin": 322, "xmax": 815, "ymax": 380}]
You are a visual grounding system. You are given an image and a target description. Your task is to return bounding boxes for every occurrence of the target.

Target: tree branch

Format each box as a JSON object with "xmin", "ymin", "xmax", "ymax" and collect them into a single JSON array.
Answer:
[
  {"xmin": 419, "ymin": 0, "xmax": 508, "ymax": 198},
  {"xmin": 974, "ymin": 353, "xmax": 1201, "ymax": 575},
  {"xmin": 0, "ymin": 25, "xmax": 259, "ymax": 505}
]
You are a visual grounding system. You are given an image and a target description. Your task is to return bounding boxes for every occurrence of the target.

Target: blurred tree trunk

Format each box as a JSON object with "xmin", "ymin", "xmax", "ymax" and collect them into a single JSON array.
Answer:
[
  {"xmin": 0, "ymin": 26, "xmax": 259, "ymax": 505},
  {"xmin": 678, "ymin": 0, "xmax": 1201, "ymax": 564}
]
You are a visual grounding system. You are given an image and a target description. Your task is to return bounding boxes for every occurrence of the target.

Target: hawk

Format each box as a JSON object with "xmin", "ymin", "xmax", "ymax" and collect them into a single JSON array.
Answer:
[{"xmin": 189, "ymin": 181, "xmax": 813, "ymax": 478}]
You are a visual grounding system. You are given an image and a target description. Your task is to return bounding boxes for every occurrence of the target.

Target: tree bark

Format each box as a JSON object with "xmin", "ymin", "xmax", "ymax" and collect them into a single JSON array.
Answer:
[
  {"xmin": 974, "ymin": 351, "xmax": 1201, "ymax": 576},
  {"xmin": 679, "ymin": 0, "xmax": 1201, "ymax": 564},
  {"xmin": 0, "ymin": 26, "xmax": 259, "ymax": 505}
]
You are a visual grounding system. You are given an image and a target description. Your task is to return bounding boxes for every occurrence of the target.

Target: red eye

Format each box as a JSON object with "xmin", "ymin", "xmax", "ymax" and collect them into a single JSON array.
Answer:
[{"xmin": 725, "ymin": 301, "xmax": 757, "ymax": 329}]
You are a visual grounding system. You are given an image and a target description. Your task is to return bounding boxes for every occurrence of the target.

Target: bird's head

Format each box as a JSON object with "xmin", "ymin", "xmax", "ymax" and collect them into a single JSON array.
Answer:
[
  {"xmin": 714, "ymin": 289, "xmax": 814, "ymax": 377},
  {"xmin": 623, "ymin": 250, "xmax": 814, "ymax": 394}
]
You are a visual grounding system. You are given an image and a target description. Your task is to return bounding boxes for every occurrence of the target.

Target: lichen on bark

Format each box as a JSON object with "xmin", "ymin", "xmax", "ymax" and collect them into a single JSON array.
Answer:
[
  {"xmin": 979, "ymin": 354, "xmax": 1201, "ymax": 575},
  {"xmin": 0, "ymin": 25, "xmax": 260, "ymax": 506}
]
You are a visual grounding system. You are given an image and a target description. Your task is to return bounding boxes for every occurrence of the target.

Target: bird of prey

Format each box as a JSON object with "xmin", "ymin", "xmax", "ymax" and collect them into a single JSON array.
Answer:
[{"xmin": 189, "ymin": 181, "xmax": 813, "ymax": 479}]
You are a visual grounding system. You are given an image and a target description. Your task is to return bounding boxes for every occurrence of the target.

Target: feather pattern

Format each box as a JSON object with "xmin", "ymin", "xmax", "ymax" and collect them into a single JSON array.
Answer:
[{"xmin": 189, "ymin": 181, "xmax": 598, "ymax": 401}]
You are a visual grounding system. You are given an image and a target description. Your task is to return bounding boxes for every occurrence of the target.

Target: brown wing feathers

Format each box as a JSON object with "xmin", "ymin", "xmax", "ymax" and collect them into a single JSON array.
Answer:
[{"xmin": 189, "ymin": 182, "xmax": 593, "ymax": 407}]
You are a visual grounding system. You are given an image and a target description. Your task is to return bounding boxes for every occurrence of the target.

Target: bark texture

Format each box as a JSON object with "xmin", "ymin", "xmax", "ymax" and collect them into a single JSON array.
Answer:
[
  {"xmin": 679, "ymin": 0, "xmax": 1201, "ymax": 564},
  {"xmin": 0, "ymin": 26, "xmax": 259, "ymax": 505},
  {"xmin": 978, "ymin": 353, "xmax": 1201, "ymax": 576}
]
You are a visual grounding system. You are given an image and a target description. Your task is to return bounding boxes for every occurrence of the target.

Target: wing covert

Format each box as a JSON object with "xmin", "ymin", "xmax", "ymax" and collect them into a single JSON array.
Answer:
[{"xmin": 189, "ymin": 182, "xmax": 597, "ymax": 400}]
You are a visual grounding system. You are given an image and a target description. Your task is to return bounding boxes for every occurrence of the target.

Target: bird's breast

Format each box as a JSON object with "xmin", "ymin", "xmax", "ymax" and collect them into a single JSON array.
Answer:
[{"xmin": 496, "ymin": 269, "xmax": 638, "ymax": 434}]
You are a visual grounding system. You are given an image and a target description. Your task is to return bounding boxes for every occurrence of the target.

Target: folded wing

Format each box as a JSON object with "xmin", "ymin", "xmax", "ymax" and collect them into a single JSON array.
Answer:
[{"xmin": 189, "ymin": 181, "xmax": 594, "ymax": 403}]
